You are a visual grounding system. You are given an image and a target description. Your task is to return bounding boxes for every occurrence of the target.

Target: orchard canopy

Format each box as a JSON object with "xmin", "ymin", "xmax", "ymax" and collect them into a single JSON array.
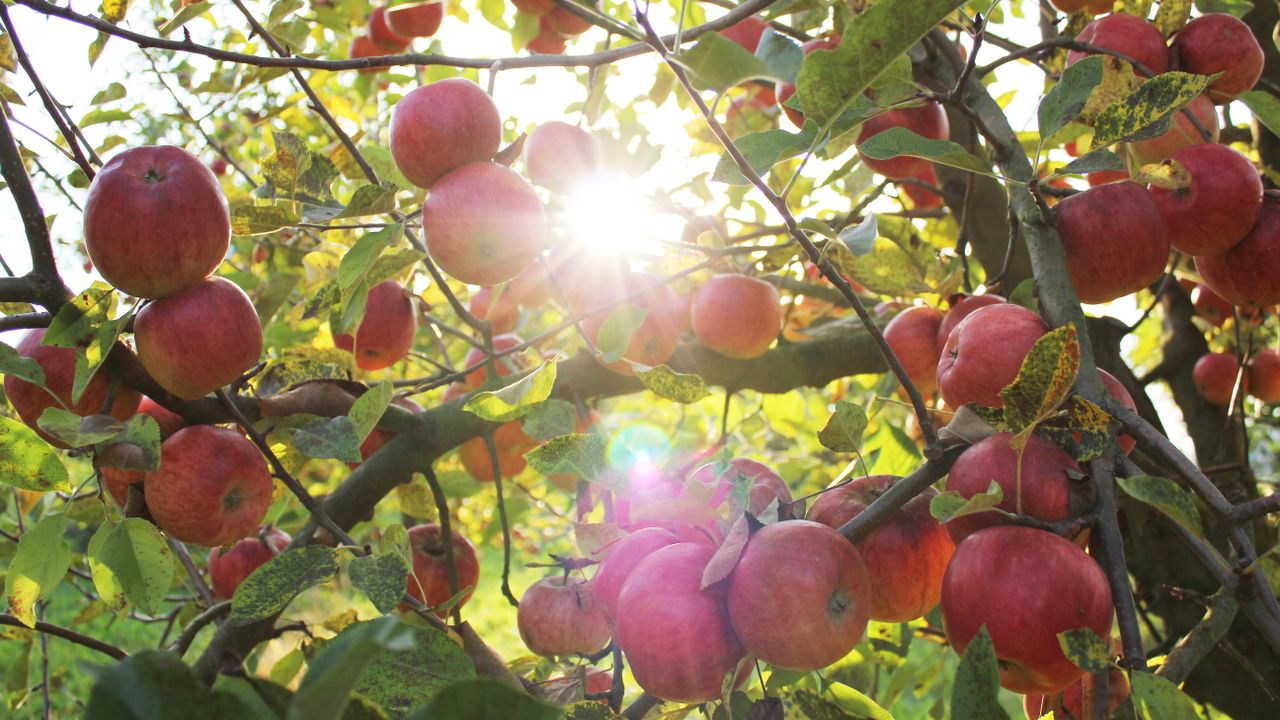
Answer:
[{"xmin": 3, "ymin": 0, "xmax": 1280, "ymax": 717}]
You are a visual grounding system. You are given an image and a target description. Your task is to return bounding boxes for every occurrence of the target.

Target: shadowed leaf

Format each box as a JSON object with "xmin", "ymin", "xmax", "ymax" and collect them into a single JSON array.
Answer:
[
  {"xmin": 952, "ymin": 626, "xmax": 1011, "ymax": 719},
  {"xmin": 1058, "ymin": 628, "xmax": 1113, "ymax": 673},
  {"xmin": 1117, "ymin": 475, "xmax": 1206, "ymax": 539},
  {"xmin": 232, "ymin": 546, "xmax": 340, "ymax": 624},
  {"xmin": 817, "ymin": 400, "xmax": 868, "ymax": 452},
  {"xmin": 0, "ymin": 417, "xmax": 70, "ymax": 492}
]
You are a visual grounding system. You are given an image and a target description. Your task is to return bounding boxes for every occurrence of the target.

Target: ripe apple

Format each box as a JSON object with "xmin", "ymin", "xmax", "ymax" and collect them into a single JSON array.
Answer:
[
  {"xmin": 1024, "ymin": 667, "xmax": 1131, "ymax": 719},
  {"xmin": 357, "ymin": 397, "xmax": 425, "ymax": 464},
  {"xmin": 458, "ymin": 420, "xmax": 537, "ymax": 481},
  {"xmin": 1148, "ymin": 145, "xmax": 1260, "ymax": 257},
  {"xmin": 144, "ymin": 426, "xmax": 273, "ymax": 547},
  {"xmin": 547, "ymin": 3, "xmax": 594, "ymax": 36},
  {"xmin": 84, "ymin": 145, "xmax": 230, "ymax": 299},
  {"xmin": 1066, "ymin": 14, "xmax": 1169, "ymax": 75},
  {"xmin": 1191, "ymin": 283, "xmax": 1234, "ymax": 327},
  {"xmin": 421, "ymin": 162, "xmax": 547, "ymax": 286},
  {"xmin": 512, "ymin": 0, "xmax": 554, "ymax": 15},
  {"xmin": 208, "ymin": 528, "xmax": 291, "ymax": 600},
  {"xmin": 1250, "ymin": 349, "xmax": 1280, "ymax": 404},
  {"xmin": 1098, "ymin": 369, "xmax": 1137, "ymax": 455},
  {"xmin": 526, "ymin": 20, "xmax": 568, "ymax": 54},
  {"xmin": 350, "ymin": 36, "xmax": 385, "ymax": 73},
  {"xmin": 137, "ymin": 396, "xmax": 185, "ymax": 439},
  {"xmin": 524, "ymin": 121, "xmax": 601, "ymax": 190},
  {"xmin": 721, "ymin": 16, "xmax": 767, "ymax": 53},
  {"xmin": 1195, "ymin": 198, "xmax": 1280, "ymax": 308},
  {"xmin": 935, "ymin": 294, "xmax": 1004, "ymax": 352},
  {"xmin": 941, "ymin": 525, "xmax": 1114, "ymax": 694},
  {"xmin": 681, "ymin": 457, "xmax": 792, "ymax": 520},
  {"xmin": 386, "ymin": 1, "xmax": 444, "ymax": 37},
  {"xmin": 807, "ymin": 475, "xmax": 954, "ymax": 622},
  {"xmin": 936, "ymin": 303, "xmax": 1048, "ymax": 409},
  {"xmin": 3, "ymin": 329, "xmax": 142, "ymax": 448},
  {"xmin": 134, "ymin": 277, "xmax": 263, "ymax": 400},
  {"xmin": 369, "ymin": 6, "xmax": 412, "ymax": 51},
  {"xmin": 1048, "ymin": 0, "xmax": 1112, "ymax": 15},
  {"xmin": 614, "ymin": 543, "xmax": 746, "ymax": 703},
  {"xmin": 856, "ymin": 100, "xmax": 950, "ymax": 180},
  {"xmin": 1055, "ymin": 182, "xmax": 1170, "ymax": 304},
  {"xmin": 389, "ymin": 79, "xmax": 502, "ymax": 189},
  {"xmin": 884, "ymin": 306, "xmax": 944, "ymax": 395},
  {"xmin": 944, "ymin": 432, "xmax": 1078, "ymax": 544},
  {"xmin": 691, "ymin": 274, "xmax": 783, "ymax": 359},
  {"xmin": 517, "ymin": 575, "xmax": 612, "ymax": 656},
  {"xmin": 209, "ymin": 157, "xmax": 228, "ymax": 176},
  {"xmin": 100, "ymin": 465, "xmax": 143, "ymax": 508},
  {"xmin": 1171, "ymin": 13, "xmax": 1265, "ymax": 103},
  {"xmin": 1087, "ymin": 168, "xmax": 1128, "ymax": 187},
  {"xmin": 404, "ymin": 523, "xmax": 480, "ymax": 614},
  {"xmin": 334, "ymin": 280, "xmax": 418, "ymax": 371},
  {"xmin": 583, "ymin": 272, "xmax": 683, "ymax": 374},
  {"xmin": 775, "ymin": 36, "xmax": 841, "ymax": 127},
  {"xmin": 467, "ymin": 287, "xmax": 518, "ymax": 334},
  {"xmin": 1128, "ymin": 94, "xmax": 1218, "ymax": 166},
  {"xmin": 726, "ymin": 520, "xmax": 871, "ymax": 671},
  {"xmin": 463, "ymin": 333, "xmax": 527, "ymax": 389},
  {"xmin": 902, "ymin": 165, "xmax": 945, "ymax": 209},
  {"xmin": 591, "ymin": 527, "xmax": 682, "ymax": 621},
  {"xmin": 1194, "ymin": 352, "xmax": 1243, "ymax": 407}
]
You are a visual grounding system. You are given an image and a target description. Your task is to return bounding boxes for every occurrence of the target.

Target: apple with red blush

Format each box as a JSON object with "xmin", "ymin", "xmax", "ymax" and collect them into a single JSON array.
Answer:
[
  {"xmin": 937, "ymin": 303, "xmax": 1048, "ymax": 408},
  {"xmin": 884, "ymin": 305, "xmax": 944, "ymax": 395},
  {"xmin": 334, "ymin": 280, "xmax": 418, "ymax": 371},
  {"xmin": 208, "ymin": 528, "xmax": 291, "ymax": 600},
  {"xmin": 1055, "ymin": 182, "xmax": 1170, "ymax": 304},
  {"xmin": 517, "ymin": 575, "xmax": 611, "ymax": 656},
  {"xmin": 403, "ymin": 523, "xmax": 480, "ymax": 614},
  {"xmin": 389, "ymin": 78, "xmax": 502, "ymax": 189},
  {"xmin": 691, "ymin": 274, "xmax": 783, "ymax": 359}
]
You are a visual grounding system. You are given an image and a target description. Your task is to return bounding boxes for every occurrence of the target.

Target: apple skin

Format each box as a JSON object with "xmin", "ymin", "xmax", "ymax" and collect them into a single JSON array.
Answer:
[
  {"xmin": 937, "ymin": 303, "xmax": 1048, "ymax": 409},
  {"xmin": 1048, "ymin": 0, "xmax": 1112, "ymax": 14},
  {"xmin": 591, "ymin": 527, "xmax": 682, "ymax": 621},
  {"xmin": 349, "ymin": 36, "xmax": 385, "ymax": 72},
  {"xmin": 691, "ymin": 274, "xmax": 783, "ymax": 359},
  {"xmin": 422, "ymin": 162, "xmax": 547, "ymax": 286},
  {"xmin": 856, "ymin": 100, "xmax": 950, "ymax": 180},
  {"xmin": 884, "ymin": 306, "xmax": 944, "ymax": 395},
  {"xmin": 467, "ymin": 287, "xmax": 518, "ymax": 335},
  {"xmin": 941, "ymin": 525, "xmax": 1114, "ymax": 694},
  {"xmin": 1067, "ymin": 14, "xmax": 1169, "ymax": 75},
  {"xmin": 463, "ymin": 333, "xmax": 526, "ymax": 389},
  {"xmin": 101, "ymin": 466, "xmax": 143, "ymax": 507},
  {"xmin": 935, "ymin": 294, "xmax": 1004, "ymax": 352},
  {"xmin": 726, "ymin": 520, "xmax": 871, "ymax": 671},
  {"xmin": 3, "ymin": 329, "xmax": 142, "ymax": 448},
  {"xmin": 357, "ymin": 397, "xmax": 425, "ymax": 463},
  {"xmin": 1098, "ymin": 369, "xmax": 1137, "ymax": 455},
  {"xmin": 1055, "ymin": 182, "xmax": 1170, "ymax": 304},
  {"xmin": 369, "ymin": 6, "xmax": 411, "ymax": 51},
  {"xmin": 1128, "ymin": 93, "xmax": 1219, "ymax": 166},
  {"xmin": 526, "ymin": 20, "xmax": 568, "ymax": 54},
  {"xmin": 84, "ymin": 145, "xmax": 230, "ymax": 299},
  {"xmin": 547, "ymin": 3, "xmax": 593, "ymax": 36},
  {"xmin": 583, "ymin": 272, "xmax": 683, "ymax": 375},
  {"xmin": 1194, "ymin": 352, "xmax": 1243, "ymax": 407},
  {"xmin": 681, "ymin": 457, "xmax": 793, "ymax": 520},
  {"xmin": 134, "ymin": 277, "xmax": 264, "ymax": 401},
  {"xmin": 721, "ymin": 16, "xmax": 767, "ymax": 52},
  {"xmin": 517, "ymin": 575, "xmax": 612, "ymax": 656},
  {"xmin": 144, "ymin": 426, "xmax": 273, "ymax": 548},
  {"xmin": 137, "ymin": 396, "xmax": 185, "ymax": 439},
  {"xmin": 775, "ymin": 37, "xmax": 841, "ymax": 127},
  {"xmin": 944, "ymin": 432, "xmax": 1078, "ymax": 544},
  {"xmin": 807, "ymin": 475, "xmax": 954, "ymax": 622},
  {"xmin": 404, "ymin": 523, "xmax": 480, "ymax": 614},
  {"xmin": 389, "ymin": 79, "xmax": 502, "ymax": 189},
  {"xmin": 208, "ymin": 528, "xmax": 291, "ymax": 600},
  {"xmin": 901, "ymin": 165, "xmax": 945, "ymax": 209},
  {"xmin": 458, "ymin": 420, "xmax": 537, "ymax": 482},
  {"xmin": 1195, "ymin": 198, "xmax": 1280, "ymax": 308},
  {"xmin": 1024, "ymin": 668, "xmax": 1131, "ymax": 719},
  {"xmin": 524, "ymin": 121, "xmax": 601, "ymax": 190},
  {"xmin": 1249, "ymin": 349, "xmax": 1280, "ymax": 404},
  {"xmin": 614, "ymin": 543, "xmax": 746, "ymax": 703},
  {"xmin": 512, "ymin": 0, "xmax": 555, "ymax": 15},
  {"xmin": 333, "ymin": 280, "xmax": 418, "ymax": 371},
  {"xmin": 386, "ymin": 1, "xmax": 444, "ymax": 37},
  {"xmin": 1191, "ymin": 283, "xmax": 1234, "ymax": 327},
  {"xmin": 1172, "ymin": 13, "xmax": 1265, "ymax": 103},
  {"xmin": 1086, "ymin": 168, "xmax": 1128, "ymax": 187}
]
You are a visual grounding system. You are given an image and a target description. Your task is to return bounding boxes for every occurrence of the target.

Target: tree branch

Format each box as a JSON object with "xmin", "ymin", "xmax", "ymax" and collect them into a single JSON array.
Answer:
[{"xmin": 0, "ymin": 613, "xmax": 128, "ymax": 660}]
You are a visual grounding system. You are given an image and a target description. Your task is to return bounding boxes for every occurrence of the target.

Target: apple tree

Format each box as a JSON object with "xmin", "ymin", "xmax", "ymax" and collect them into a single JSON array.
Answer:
[{"xmin": 0, "ymin": 0, "xmax": 1279, "ymax": 717}]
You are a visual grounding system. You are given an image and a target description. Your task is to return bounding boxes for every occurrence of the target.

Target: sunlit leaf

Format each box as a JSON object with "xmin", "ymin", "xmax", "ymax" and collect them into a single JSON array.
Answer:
[
  {"xmin": 3, "ymin": 514, "xmax": 70, "ymax": 627},
  {"xmin": 464, "ymin": 362, "xmax": 556, "ymax": 422},
  {"xmin": 231, "ymin": 546, "xmax": 340, "ymax": 624}
]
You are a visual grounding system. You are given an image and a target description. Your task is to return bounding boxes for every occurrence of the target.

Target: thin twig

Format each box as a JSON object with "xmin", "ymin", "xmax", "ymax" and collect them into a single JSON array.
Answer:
[{"xmin": 0, "ymin": 613, "xmax": 128, "ymax": 659}]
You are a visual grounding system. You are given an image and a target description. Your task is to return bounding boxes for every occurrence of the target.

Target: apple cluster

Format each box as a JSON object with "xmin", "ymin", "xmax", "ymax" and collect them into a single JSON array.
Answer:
[
  {"xmin": 512, "ymin": 0, "xmax": 599, "ymax": 55},
  {"xmin": 350, "ymin": 2, "xmax": 445, "ymax": 69}
]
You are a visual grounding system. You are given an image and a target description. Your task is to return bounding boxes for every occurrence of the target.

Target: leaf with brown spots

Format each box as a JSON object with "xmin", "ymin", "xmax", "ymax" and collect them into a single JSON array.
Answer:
[{"xmin": 1000, "ymin": 324, "xmax": 1080, "ymax": 451}]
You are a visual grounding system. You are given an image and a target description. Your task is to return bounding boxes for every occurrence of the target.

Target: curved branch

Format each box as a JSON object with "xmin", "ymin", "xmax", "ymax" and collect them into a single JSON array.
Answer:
[{"xmin": 0, "ymin": 613, "xmax": 128, "ymax": 660}]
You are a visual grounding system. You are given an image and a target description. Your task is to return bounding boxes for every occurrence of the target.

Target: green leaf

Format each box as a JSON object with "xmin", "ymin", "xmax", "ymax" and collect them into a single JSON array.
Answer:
[
  {"xmin": 85, "ymin": 650, "xmax": 236, "ymax": 719},
  {"xmin": 36, "ymin": 408, "xmax": 124, "ymax": 448},
  {"xmin": 755, "ymin": 29, "xmax": 803, "ymax": 85},
  {"xmin": 930, "ymin": 481, "xmax": 1004, "ymax": 523},
  {"xmin": 288, "ymin": 617, "xmax": 415, "ymax": 720},
  {"xmin": 830, "ymin": 238, "xmax": 930, "ymax": 296},
  {"xmin": 786, "ymin": 689, "xmax": 859, "ymax": 719},
  {"xmin": 795, "ymin": 0, "xmax": 968, "ymax": 126},
  {"xmin": 106, "ymin": 413, "xmax": 162, "ymax": 471},
  {"xmin": 525, "ymin": 433, "xmax": 607, "ymax": 482},
  {"xmin": 87, "ymin": 523, "xmax": 126, "ymax": 615},
  {"xmin": 1061, "ymin": 148, "xmax": 1126, "ymax": 175},
  {"xmin": 72, "ymin": 314, "xmax": 126, "ymax": 404},
  {"xmin": 232, "ymin": 546, "xmax": 340, "ymax": 624},
  {"xmin": 348, "ymin": 381, "xmax": 394, "ymax": 442},
  {"xmin": 338, "ymin": 225, "xmax": 401, "ymax": 291},
  {"xmin": 1130, "ymin": 670, "xmax": 1200, "ymax": 720},
  {"xmin": 348, "ymin": 553, "xmax": 408, "ymax": 615},
  {"xmin": 817, "ymin": 400, "xmax": 868, "ymax": 453},
  {"xmin": 1000, "ymin": 324, "xmax": 1080, "ymax": 451},
  {"xmin": 231, "ymin": 204, "xmax": 301, "ymax": 236},
  {"xmin": 270, "ymin": 648, "xmax": 306, "ymax": 687},
  {"xmin": 405, "ymin": 679, "xmax": 563, "ymax": 720},
  {"xmin": 521, "ymin": 399, "xmax": 578, "ymax": 440},
  {"xmin": 1116, "ymin": 475, "xmax": 1205, "ymax": 538},
  {"xmin": 333, "ymin": 184, "xmax": 398, "ymax": 220},
  {"xmin": 1240, "ymin": 90, "xmax": 1280, "ymax": 139},
  {"xmin": 352, "ymin": 624, "xmax": 475, "ymax": 715},
  {"xmin": 42, "ymin": 282, "xmax": 116, "ymax": 349},
  {"xmin": 1154, "ymin": 0, "xmax": 1194, "ymax": 34},
  {"xmin": 3, "ymin": 514, "xmax": 70, "ymax": 627},
  {"xmin": 463, "ymin": 362, "xmax": 556, "ymax": 422},
  {"xmin": 839, "ymin": 213, "xmax": 878, "ymax": 256},
  {"xmin": 951, "ymin": 626, "xmax": 1011, "ymax": 720},
  {"xmin": 826, "ymin": 682, "xmax": 894, "ymax": 720},
  {"xmin": 0, "ymin": 341, "xmax": 45, "ymax": 386},
  {"xmin": 96, "ymin": 518, "xmax": 175, "ymax": 616},
  {"xmin": 636, "ymin": 365, "xmax": 712, "ymax": 404},
  {"xmin": 157, "ymin": 2, "xmax": 212, "ymax": 37},
  {"xmin": 856, "ymin": 126, "xmax": 992, "ymax": 175},
  {"xmin": 103, "ymin": 0, "xmax": 131, "ymax": 23},
  {"xmin": 1093, "ymin": 72, "xmax": 1214, "ymax": 147},
  {"xmin": 1039, "ymin": 56, "xmax": 1105, "ymax": 140},
  {"xmin": 712, "ymin": 124, "xmax": 821, "ymax": 185},
  {"xmin": 1057, "ymin": 628, "xmax": 1113, "ymax": 674},
  {"xmin": 678, "ymin": 32, "xmax": 772, "ymax": 90},
  {"xmin": 595, "ymin": 305, "xmax": 647, "ymax": 365},
  {"xmin": 293, "ymin": 416, "xmax": 363, "ymax": 464},
  {"xmin": 0, "ymin": 416, "xmax": 71, "ymax": 492}
]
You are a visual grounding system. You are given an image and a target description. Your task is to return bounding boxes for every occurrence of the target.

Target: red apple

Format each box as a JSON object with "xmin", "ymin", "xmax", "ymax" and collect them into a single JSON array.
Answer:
[
  {"xmin": 333, "ymin": 280, "xmax": 418, "ymax": 371},
  {"xmin": 2, "ymin": 329, "xmax": 141, "ymax": 448},
  {"xmin": 726, "ymin": 520, "xmax": 871, "ymax": 671},
  {"xmin": 209, "ymin": 157, "xmax": 228, "ymax": 176},
  {"xmin": 350, "ymin": 36, "xmax": 385, "ymax": 73},
  {"xmin": 1172, "ymin": 13, "xmax": 1265, "ymax": 103},
  {"xmin": 1195, "ymin": 198, "xmax": 1280, "ymax": 308},
  {"xmin": 100, "ymin": 466, "xmax": 143, "ymax": 507},
  {"xmin": 807, "ymin": 475, "xmax": 954, "ymax": 622},
  {"xmin": 523, "ymin": 121, "xmax": 601, "ymax": 190},
  {"xmin": 547, "ymin": 2, "xmax": 594, "ymax": 36},
  {"xmin": 775, "ymin": 36, "xmax": 841, "ymax": 127},
  {"xmin": 856, "ymin": 100, "xmax": 950, "ymax": 180},
  {"xmin": 614, "ymin": 543, "xmax": 746, "ymax": 703},
  {"xmin": 526, "ymin": 20, "xmax": 568, "ymax": 54},
  {"xmin": 404, "ymin": 523, "xmax": 480, "ymax": 614},
  {"xmin": 357, "ymin": 397, "xmax": 425, "ymax": 463},
  {"xmin": 421, "ymin": 162, "xmax": 546, "ymax": 286},
  {"xmin": 941, "ymin": 526, "xmax": 1114, "ymax": 694},
  {"xmin": 1191, "ymin": 283, "xmax": 1234, "ymax": 327},
  {"xmin": 1055, "ymin": 182, "xmax": 1170, "ymax": 304},
  {"xmin": 1098, "ymin": 369, "xmax": 1137, "ymax": 455},
  {"xmin": 1049, "ymin": 0, "xmax": 1112, "ymax": 15},
  {"xmin": 936, "ymin": 294, "xmax": 1005, "ymax": 352},
  {"xmin": 691, "ymin": 274, "xmax": 783, "ymax": 359},
  {"xmin": 369, "ymin": 6, "xmax": 412, "ymax": 51},
  {"xmin": 458, "ymin": 420, "xmax": 537, "ymax": 481},
  {"xmin": 462, "ymin": 333, "xmax": 527, "ymax": 389},
  {"xmin": 1087, "ymin": 168, "xmax": 1129, "ymax": 187},
  {"xmin": 591, "ymin": 527, "xmax": 682, "ymax": 621},
  {"xmin": 937, "ymin": 303, "xmax": 1048, "ymax": 408},
  {"xmin": 386, "ymin": 1, "xmax": 444, "ymax": 37},
  {"xmin": 389, "ymin": 79, "xmax": 502, "ymax": 189},
  {"xmin": 944, "ymin": 432, "xmax": 1078, "ymax": 544},
  {"xmin": 681, "ymin": 457, "xmax": 792, "ymax": 520},
  {"xmin": 208, "ymin": 528, "xmax": 291, "ymax": 600},
  {"xmin": 1194, "ymin": 352, "xmax": 1243, "ymax": 407},
  {"xmin": 1128, "ymin": 94, "xmax": 1218, "ymax": 166},
  {"xmin": 884, "ymin": 306, "xmax": 944, "ymax": 395},
  {"xmin": 1067, "ymin": 14, "xmax": 1169, "ymax": 75},
  {"xmin": 134, "ymin": 277, "xmax": 263, "ymax": 400},
  {"xmin": 583, "ymin": 272, "xmax": 683, "ymax": 375},
  {"xmin": 1249, "ymin": 349, "xmax": 1280, "ymax": 404},
  {"xmin": 721, "ymin": 16, "xmax": 767, "ymax": 53},
  {"xmin": 467, "ymin": 286, "xmax": 518, "ymax": 334},
  {"xmin": 512, "ymin": 0, "xmax": 554, "ymax": 15},
  {"xmin": 1025, "ymin": 667, "xmax": 1131, "ymax": 719},
  {"xmin": 902, "ymin": 165, "xmax": 945, "ymax": 209},
  {"xmin": 144, "ymin": 426, "xmax": 273, "ymax": 547},
  {"xmin": 137, "ymin": 396, "xmax": 186, "ymax": 439},
  {"xmin": 84, "ymin": 145, "xmax": 230, "ymax": 299},
  {"xmin": 517, "ymin": 575, "xmax": 612, "ymax": 656}
]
